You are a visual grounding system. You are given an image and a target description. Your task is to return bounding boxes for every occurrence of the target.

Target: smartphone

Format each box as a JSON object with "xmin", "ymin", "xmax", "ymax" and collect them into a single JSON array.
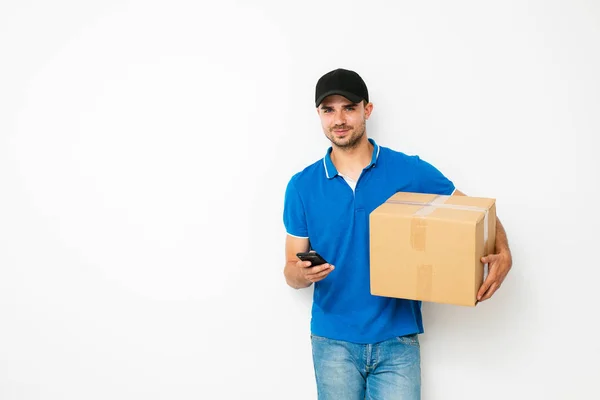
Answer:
[{"xmin": 296, "ymin": 251, "xmax": 329, "ymax": 267}]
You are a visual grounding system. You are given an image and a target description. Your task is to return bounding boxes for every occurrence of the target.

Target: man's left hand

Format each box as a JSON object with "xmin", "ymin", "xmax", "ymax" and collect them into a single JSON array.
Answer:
[{"xmin": 477, "ymin": 251, "xmax": 512, "ymax": 302}]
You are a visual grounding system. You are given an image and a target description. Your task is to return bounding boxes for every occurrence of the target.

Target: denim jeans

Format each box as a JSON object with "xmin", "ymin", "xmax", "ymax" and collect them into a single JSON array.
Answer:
[{"xmin": 310, "ymin": 334, "xmax": 421, "ymax": 400}]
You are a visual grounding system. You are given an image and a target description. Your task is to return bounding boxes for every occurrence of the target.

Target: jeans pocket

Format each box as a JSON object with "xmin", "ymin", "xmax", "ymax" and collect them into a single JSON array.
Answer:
[
  {"xmin": 397, "ymin": 334, "xmax": 420, "ymax": 348},
  {"xmin": 310, "ymin": 334, "xmax": 327, "ymax": 342}
]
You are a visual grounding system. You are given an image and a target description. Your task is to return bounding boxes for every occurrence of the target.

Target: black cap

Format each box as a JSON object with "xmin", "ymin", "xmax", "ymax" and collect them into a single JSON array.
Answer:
[{"xmin": 315, "ymin": 68, "xmax": 369, "ymax": 107}]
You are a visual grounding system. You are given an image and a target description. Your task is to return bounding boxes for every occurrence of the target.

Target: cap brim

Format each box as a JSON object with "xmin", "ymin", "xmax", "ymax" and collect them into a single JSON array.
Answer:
[{"xmin": 315, "ymin": 90, "xmax": 363, "ymax": 107}]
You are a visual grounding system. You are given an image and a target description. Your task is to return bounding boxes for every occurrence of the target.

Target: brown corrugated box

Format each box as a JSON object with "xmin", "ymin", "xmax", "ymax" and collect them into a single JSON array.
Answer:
[{"xmin": 369, "ymin": 192, "xmax": 496, "ymax": 306}]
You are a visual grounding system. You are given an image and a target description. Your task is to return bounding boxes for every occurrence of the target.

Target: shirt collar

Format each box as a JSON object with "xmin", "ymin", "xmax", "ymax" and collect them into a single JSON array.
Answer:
[{"xmin": 323, "ymin": 138, "xmax": 380, "ymax": 179}]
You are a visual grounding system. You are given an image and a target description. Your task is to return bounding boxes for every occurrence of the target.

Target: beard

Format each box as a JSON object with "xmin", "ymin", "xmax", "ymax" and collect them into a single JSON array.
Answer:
[{"xmin": 326, "ymin": 119, "xmax": 366, "ymax": 150}]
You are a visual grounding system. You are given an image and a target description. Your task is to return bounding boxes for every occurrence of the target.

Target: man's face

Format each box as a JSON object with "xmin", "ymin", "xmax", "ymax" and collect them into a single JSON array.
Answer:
[{"xmin": 317, "ymin": 95, "xmax": 373, "ymax": 150}]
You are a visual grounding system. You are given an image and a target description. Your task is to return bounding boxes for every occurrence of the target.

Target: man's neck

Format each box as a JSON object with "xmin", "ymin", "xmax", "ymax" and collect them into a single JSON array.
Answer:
[{"xmin": 330, "ymin": 137, "xmax": 373, "ymax": 181}]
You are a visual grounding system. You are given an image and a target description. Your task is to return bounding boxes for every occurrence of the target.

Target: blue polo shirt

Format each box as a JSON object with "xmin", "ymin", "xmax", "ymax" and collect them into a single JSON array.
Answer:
[{"xmin": 283, "ymin": 138, "xmax": 455, "ymax": 344}]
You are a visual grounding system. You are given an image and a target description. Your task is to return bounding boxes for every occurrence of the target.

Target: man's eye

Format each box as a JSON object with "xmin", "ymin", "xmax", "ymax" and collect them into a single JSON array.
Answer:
[{"xmin": 345, "ymin": 107, "xmax": 355, "ymax": 111}]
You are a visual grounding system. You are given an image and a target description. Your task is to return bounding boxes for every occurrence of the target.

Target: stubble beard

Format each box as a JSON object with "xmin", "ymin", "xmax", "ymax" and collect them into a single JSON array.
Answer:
[{"xmin": 326, "ymin": 119, "xmax": 366, "ymax": 151}]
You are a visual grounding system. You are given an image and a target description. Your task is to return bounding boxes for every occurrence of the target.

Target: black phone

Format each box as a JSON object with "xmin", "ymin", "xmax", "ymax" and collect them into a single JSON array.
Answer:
[{"xmin": 296, "ymin": 251, "xmax": 329, "ymax": 266}]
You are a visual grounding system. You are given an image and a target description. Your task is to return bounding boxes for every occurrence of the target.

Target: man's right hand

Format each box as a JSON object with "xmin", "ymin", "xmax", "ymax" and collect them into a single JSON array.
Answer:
[
  {"xmin": 285, "ymin": 235, "xmax": 335, "ymax": 289},
  {"xmin": 297, "ymin": 260, "xmax": 335, "ymax": 283}
]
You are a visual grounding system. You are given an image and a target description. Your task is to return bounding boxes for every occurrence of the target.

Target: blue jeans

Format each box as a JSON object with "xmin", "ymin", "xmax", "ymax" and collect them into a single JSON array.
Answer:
[{"xmin": 311, "ymin": 334, "xmax": 421, "ymax": 400}]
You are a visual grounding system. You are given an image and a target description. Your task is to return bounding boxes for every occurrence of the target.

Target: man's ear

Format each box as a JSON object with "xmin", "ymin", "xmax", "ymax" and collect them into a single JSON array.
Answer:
[{"xmin": 364, "ymin": 102, "xmax": 374, "ymax": 119}]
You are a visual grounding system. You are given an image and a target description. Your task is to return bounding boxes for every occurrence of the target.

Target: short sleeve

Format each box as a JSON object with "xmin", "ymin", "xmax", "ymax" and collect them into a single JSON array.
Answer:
[
  {"xmin": 283, "ymin": 176, "xmax": 309, "ymax": 238},
  {"xmin": 414, "ymin": 156, "xmax": 455, "ymax": 195}
]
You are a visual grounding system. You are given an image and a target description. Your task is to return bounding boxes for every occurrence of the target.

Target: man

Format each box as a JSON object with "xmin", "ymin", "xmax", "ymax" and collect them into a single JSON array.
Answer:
[{"xmin": 282, "ymin": 68, "xmax": 512, "ymax": 399}]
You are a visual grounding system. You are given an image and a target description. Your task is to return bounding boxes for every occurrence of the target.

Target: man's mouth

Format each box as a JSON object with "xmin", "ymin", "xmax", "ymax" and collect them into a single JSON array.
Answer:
[{"xmin": 332, "ymin": 127, "xmax": 351, "ymax": 135}]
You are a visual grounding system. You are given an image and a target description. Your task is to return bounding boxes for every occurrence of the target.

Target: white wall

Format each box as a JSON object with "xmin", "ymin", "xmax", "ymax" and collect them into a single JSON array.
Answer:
[{"xmin": 1, "ymin": 1, "xmax": 598, "ymax": 399}]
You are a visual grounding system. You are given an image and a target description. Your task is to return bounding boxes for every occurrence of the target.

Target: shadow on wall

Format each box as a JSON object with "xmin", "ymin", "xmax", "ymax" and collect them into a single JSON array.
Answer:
[
  {"xmin": 297, "ymin": 285, "xmax": 315, "ymax": 308},
  {"xmin": 419, "ymin": 264, "xmax": 537, "ymax": 358}
]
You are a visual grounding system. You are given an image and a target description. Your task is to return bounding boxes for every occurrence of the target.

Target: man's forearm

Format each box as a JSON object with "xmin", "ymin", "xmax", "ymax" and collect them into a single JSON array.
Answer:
[{"xmin": 284, "ymin": 261, "xmax": 312, "ymax": 289}]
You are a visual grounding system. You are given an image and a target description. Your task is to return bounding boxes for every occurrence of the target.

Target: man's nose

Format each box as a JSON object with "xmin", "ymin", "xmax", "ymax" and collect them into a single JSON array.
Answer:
[{"xmin": 333, "ymin": 110, "xmax": 346, "ymax": 126}]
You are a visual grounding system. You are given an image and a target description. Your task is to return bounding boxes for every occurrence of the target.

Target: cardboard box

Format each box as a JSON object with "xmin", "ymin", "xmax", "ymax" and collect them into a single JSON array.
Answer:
[{"xmin": 369, "ymin": 192, "xmax": 496, "ymax": 306}]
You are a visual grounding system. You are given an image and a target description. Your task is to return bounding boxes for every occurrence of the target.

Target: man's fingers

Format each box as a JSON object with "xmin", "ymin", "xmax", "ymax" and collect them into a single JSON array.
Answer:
[
  {"xmin": 305, "ymin": 264, "xmax": 334, "ymax": 275},
  {"xmin": 306, "ymin": 264, "xmax": 335, "ymax": 281},
  {"xmin": 479, "ymin": 282, "xmax": 500, "ymax": 302},
  {"xmin": 477, "ymin": 276, "xmax": 494, "ymax": 301},
  {"xmin": 309, "ymin": 268, "xmax": 334, "ymax": 282},
  {"xmin": 481, "ymin": 254, "xmax": 499, "ymax": 264}
]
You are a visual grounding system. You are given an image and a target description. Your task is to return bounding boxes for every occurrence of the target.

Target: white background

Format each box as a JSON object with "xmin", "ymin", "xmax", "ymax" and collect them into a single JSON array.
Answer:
[{"xmin": 1, "ymin": 1, "xmax": 599, "ymax": 399}]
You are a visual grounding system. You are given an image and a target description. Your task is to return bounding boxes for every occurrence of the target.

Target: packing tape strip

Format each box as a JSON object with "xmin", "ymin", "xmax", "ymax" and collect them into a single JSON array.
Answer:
[{"xmin": 386, "ymin": 195, "xmax": 489, "ymax": 248}]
